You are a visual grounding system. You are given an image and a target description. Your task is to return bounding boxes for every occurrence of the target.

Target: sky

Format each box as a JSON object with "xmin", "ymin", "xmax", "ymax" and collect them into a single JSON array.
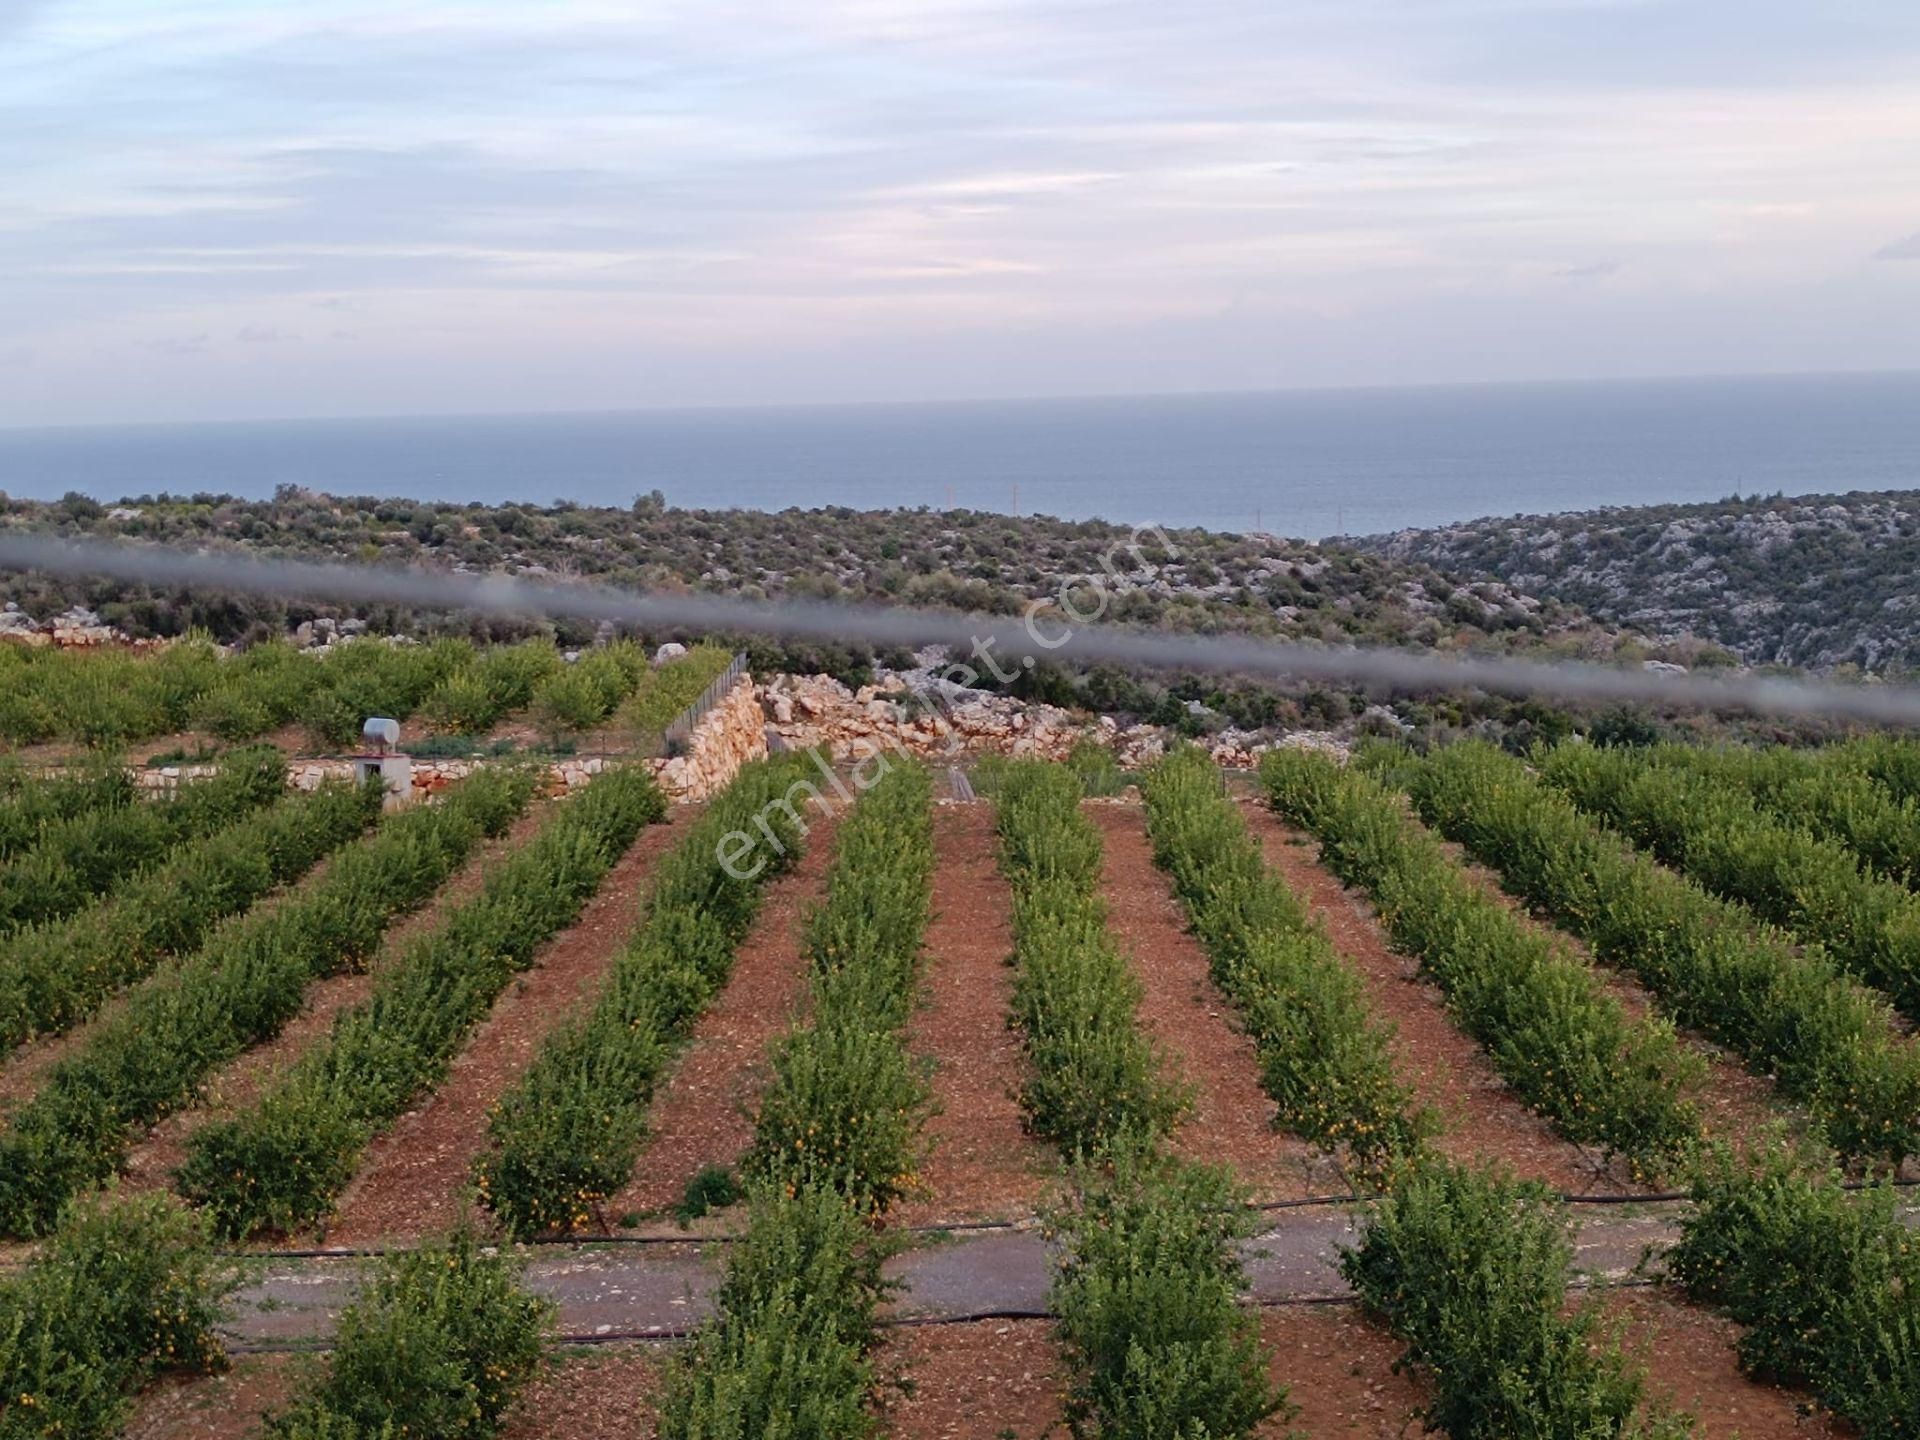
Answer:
[{"xmin": 2, "ymin": 0, "xmax": 1918, "ymax": 427}]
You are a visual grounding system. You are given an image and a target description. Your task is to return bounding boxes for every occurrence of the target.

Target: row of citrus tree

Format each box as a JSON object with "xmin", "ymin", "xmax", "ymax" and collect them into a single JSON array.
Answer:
[
  {"xmin": 0, "ymin": 766, "xmax": 535, "ymax": 1237},
  {"xmin": 176, "ymin": 765, "xmax": 669, "ymax": 1239},
  {"xmin": 0, "ymin": 751, "xmax": 372, "ymax": 1059},
  {"xmin": 1260, "ymin": 746, "xmax": 1705, "ymax": 1177},
  {"xmin": 1146, "ymin": 748, "xmax": 1697, "ymax": 1438},
  {"xmin": 1353, "ymin": 736, "xmax": 1920, "ymax": 1435},
  {"xmin": 0, "ymin": 631, "xmax": 734, "ymax": 751},
  {"xmin": 1395, "ymin": 739, "xmax": 1920, "ymax": 1163},
  {"xmin": 993, "ymin": 758, "xmax": 1286, "ymax": 1439},
  {"xmin": 657, "ymin": 760, "xmax": 935, "ymax": 1437},
  {"xmin": 1537, "ymin": 741, "xmax": 1920, "ymax": 1023}
]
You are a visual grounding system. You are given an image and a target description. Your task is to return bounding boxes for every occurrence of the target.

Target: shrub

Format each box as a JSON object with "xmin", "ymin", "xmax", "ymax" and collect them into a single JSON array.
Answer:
[
  {"xmin": 528, "ymin": 639, "xmax": 650, "ymax": 740},
  {"xmin": 0, "ymin": 768, "xmax": 535, "ymax": 1238},
  {"xmin": 1540, "ymin": 742, "xmax": 1920, "ymax": 1022},
  {"xmin": 1261, "ymin": 747, "xmax": 1703, "ymax": 1178},
  {"xmin": 1142, "ymin": 747, "xmax": 1425, "ymax": 1181},
  {"xmin": 619, "ymin": 643, "xmax": 736, "ymax": 751},
  {"xmin": 1670, "ymin": 1151, "xmax": 1919, "ymax": 1439},
  {"xmin": 477, "ymin": 754, "xmax": 813, "ymax": 1236},
  {"xmin": 1403, "ymin": 741, "xmax": 1920, "ymax": 1163},
  {"xmin": 0, "ymin": 746, "xmax": 284, "ymax": 935},
  {"xmin": 266, "ymin": 1227, "xmax": 548, "ymax": 1440},
  {"xmin": 655, "ymin": 1183, "xmax": 890, "ymax": 1440},
  {"xmin": 994, "ymin": 762, "xmax": 1186, "ymax": 1153},
  {"xmin": 675, "ymin": 1164, "xmax": 741, "ymax": 1225},
  {"xmin": 0, "ymin": 772, "xmax": 378, "ymax": 1057},
  {"xmin": 178, "ymin": 767, "xmax": 665, "ymax": 1239},
  {"xmin": 0, "ymin": 1193, "xmax": 226, "ymax": 1439},
  {"xmin": 747, "ymin": 764, "xmax": 934, "ymax": 1214},
  {"xmin": 1661, "ymin": 742, "xmax": 1920, "ymax": 886},
  {"xmin": 1052, "ymin": 1145, "xmax": 1288, "ymax": 1440},
  {"xmin": 0, "ymin": 758, "xmax": 134, "ymax": 862},
  {"xmin": 1344, "ymin": 1157, "xmax": 1690, "ymax": 1440},
  {"xmin": 422, "ymin": 640, "xmax": 563, "ymax": 734}
]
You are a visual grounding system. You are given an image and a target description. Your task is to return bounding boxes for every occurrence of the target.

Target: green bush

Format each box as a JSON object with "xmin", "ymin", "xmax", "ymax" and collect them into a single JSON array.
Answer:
[
  {"xmin": 1670, "ymin": 1151, "xmax": 1919, "ymax": 1439},
  {"xmin": 675, "ymin": 1164, "xmax": 741, "ymax": 1225},
  {"xmin": 0, "ymin": 746, "xmax": 285, "ymax": 936},
  {"xmin": 1052, "ymin": 1146, "xmax": 1289, "ymax": 1440},
  {"xmin": 528, "ymin": 639, "xmax": 650, "ymax": 740},
  {"xmin": 178, "ymin": 767, "xmax": 665, "ymax": 1238},
  {"xmin": 300, "ymin": 637, "xmax": 475, "ymax": 750},
  {"xmin": 422, "ymin": 640, "xmax": 563, "ymax": 734},
  {"xmin": 267, "ymin": 1227, "xmax": 548, "ymax": 1440},
  {"xmin": 1261, "ymin": 747, "xmax": 1703, "ymax": 1178},
  {"xmin": 477, "ymin": 754, "xmax": 813, "ymax": 1236},
  {"xmin": 619, "ymin": 643, "xmax": 736, "ymax": 750},
  {"xmin": 0, "ymin": 758, "xmax": 134, "ymax": 862},
  {"xmin": 0, "ymin": 636, "xmax": 224, "ymax": 748},
  {"xmin": 1142, "ymin": 747, "xmax": 1425, "ymax": 1181},
  {"xmin": 1660, "ymin": 742, "xmax": 1920, "ymax": 886},
  {"xmin": 0, "ymin": 767, "xmax": 535, "ymax": 1238},
  {"xmin": 655, "ymin": 1183, "xmax": 890, "ymax": 1440},
  {"xmin": 1404, "ymin": 741, "xmax": 1920, "ymax": 1163},
  {"xmin": 747, "ymin": 764, "xmax": 934, "ymax": 1213},
  {"xmin": 189, "ymin": 640, "xmax": 320, "ymax": 742},
  {"xmin": 1540, "ymin": 742, "xmax": 1920, "ymax": 1022},
  {"xmin": 0, "ymin": 1193, "xmax": 226, "ymax": 1439},
  {"xmin": 1343, "ymin": 1157, "xmax": 1690, "ymax": 1440},
  {"xmin": 0, "ymin": 772, "xmax": 378, "ymax": 1058},
  {"xmin": 994, "ymin": 762, "xmax": 1186, "ymax": 1154}
]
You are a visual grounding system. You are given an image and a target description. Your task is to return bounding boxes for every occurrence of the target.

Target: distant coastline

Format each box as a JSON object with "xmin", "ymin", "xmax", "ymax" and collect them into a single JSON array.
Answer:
[{"xmin": 3, "ymin": 371, "xmax": 1917, "ymax": 541}]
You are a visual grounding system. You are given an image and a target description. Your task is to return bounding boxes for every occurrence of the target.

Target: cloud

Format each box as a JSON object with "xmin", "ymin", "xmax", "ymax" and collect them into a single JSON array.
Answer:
[
  {"xmin": 137, "ymin": 333, "xmax": 210, "ymax": 356},
  {"xmin": 2, "ymin": 0, "xmax": 1918, "ymax": 423},
  {"xmin": 0, "ymin": 0, "xmax": 47, "ymax": 42},
  {"xmin": 1875, "ymin": 232, "xmax": 1920, "ymax": 260}
]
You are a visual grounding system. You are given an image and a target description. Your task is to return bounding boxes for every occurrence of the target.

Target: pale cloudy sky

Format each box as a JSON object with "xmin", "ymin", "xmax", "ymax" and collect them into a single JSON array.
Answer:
[{"xmin": 2, "ymin": 0, "xmax": 1918, "ymax": 425}]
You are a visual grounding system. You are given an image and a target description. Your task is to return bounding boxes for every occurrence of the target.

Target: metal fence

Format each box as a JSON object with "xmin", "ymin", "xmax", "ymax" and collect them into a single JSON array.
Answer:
[{"xmin": 659, "ymin": 652, "xmax": 749, "ymax": 756}]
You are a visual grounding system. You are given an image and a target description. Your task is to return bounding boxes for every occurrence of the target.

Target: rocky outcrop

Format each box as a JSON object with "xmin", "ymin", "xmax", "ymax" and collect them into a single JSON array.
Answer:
[
  {"xmin": 0, "ymin": 604, "xmax": 130, "ymax": 649},
  {"xmin": 758, "ymin": 672, "xmax": 1285, "ymax": 772}
]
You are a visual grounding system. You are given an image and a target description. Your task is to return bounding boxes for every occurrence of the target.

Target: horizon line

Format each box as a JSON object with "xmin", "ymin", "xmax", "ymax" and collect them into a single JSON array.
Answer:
[{"xmin": 3, "ymin": 365, "xmax": 1918, "ymax": 439}]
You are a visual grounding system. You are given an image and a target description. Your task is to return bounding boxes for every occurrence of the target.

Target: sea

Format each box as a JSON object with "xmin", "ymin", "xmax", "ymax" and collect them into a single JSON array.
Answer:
[{"xmin": 2, "ymin": 371, "xmax": 1916, "ymax": 541}]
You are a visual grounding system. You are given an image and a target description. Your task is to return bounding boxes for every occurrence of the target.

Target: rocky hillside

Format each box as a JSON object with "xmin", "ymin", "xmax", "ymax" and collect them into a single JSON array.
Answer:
[
  {"xmin": 1, "ymin": 488, "xmax": 1618, "ymax": 651},
  {"xmin": 1353, "ymin": 489, "xmax": 1920, "ymax": 673}
]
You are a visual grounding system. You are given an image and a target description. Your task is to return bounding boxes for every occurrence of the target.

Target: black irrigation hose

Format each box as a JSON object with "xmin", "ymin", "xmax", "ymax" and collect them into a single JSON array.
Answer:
[
  {"xmin": 221, "ymin": 1278, "xmax": 1682, "ymax": 1356},
  {"xmin": 193, "ymin": 1173, "xmax": 1920, "ymax": 1263}
]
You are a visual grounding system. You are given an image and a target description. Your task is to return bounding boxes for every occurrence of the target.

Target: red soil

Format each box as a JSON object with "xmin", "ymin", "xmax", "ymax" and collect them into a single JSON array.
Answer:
[
  {"xmin": 893, "ymin": 802, "xmax": 1054, "ymax": 1227},
  {"xmin": 1240, "ymin": 800, "xmax": 1600, "ymax": 1194},
  {"xmin": 1088, "ymin": 800, "xmax": 1335, "ymax": 1202},
  {"xmin": 1605, "ymin": 1288, "xmax": 1847, "ymax": 1439},
  {"xmin": 117, "ymin": 800, "xmax": 558, "ymax": 1199},
  {"xmin": 499, "ymin": 1346, "xmax": 668, "ymax": 1440},
  {"xmin": 1258, "ymin": 1304, "xmax": 1431, "ymax": 1437},
  {"xmin": 881, "ymin": 1319, "xmax": 1068, "ymax": 1439},
  {"xmin": 121, "ymin": 1355, "xmax": 303, "ymax": 1440},
  {"xmin": 325, "ymin": 809, "xmax": 697, "ymax": 1243},
  {"xmin": 608, "ymin": 814, "xmax": 842, "ymax": 1221}
]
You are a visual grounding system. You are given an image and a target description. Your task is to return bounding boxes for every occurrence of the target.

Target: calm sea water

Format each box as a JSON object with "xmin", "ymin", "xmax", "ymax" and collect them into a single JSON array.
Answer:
[{"xmin": 2, "ymin": 372, "xmax": 1916, "ymax": 540}]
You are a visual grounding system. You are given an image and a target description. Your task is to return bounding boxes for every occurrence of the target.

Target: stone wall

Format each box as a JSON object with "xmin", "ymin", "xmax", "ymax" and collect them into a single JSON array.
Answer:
[
  {"xmin": 648, "ymin": 671, "xmax": 767, "ymax": 802},
  {"xmin": 137, "ymin": 674, "xmax": 768, "ymax": 806}
]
